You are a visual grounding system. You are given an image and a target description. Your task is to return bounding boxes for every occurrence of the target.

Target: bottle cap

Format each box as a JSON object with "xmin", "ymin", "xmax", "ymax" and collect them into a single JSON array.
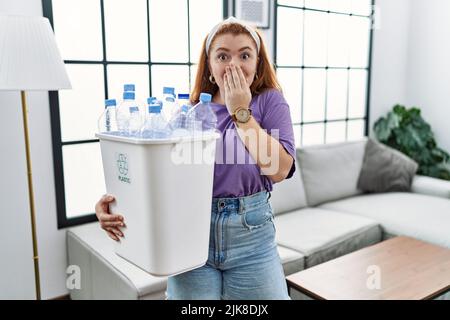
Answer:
[
  {"xmin": 200, "ymin": 92, "xmax": 212, "ymax": 103},
  {"xmin": 147, "ymin": 97, "xmax": 157, "ymax": 104},
  {"xmin": 105, "ymin": 99, "xmax": 116, "ymax": 107},
  {"xmin": 178, "ymin": 93, "xmax": 190, "ymax": 100},
  {"xmin": 148, "ymin": 105, "xmax": 162, "ymax": 113},
  {"xmin": 163, "ymin": 87, "xmax": 175, "ymax": 95},
  {"xmin": 123, "ymin": 91, "xmax": 135, "ymax": 100}
]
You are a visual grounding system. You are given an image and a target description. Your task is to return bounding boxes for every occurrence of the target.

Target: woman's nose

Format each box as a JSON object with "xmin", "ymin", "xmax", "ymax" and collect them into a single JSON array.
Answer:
[{"xmin": 229, "ymin": 59, "xmax": 242, "ymax": 68}]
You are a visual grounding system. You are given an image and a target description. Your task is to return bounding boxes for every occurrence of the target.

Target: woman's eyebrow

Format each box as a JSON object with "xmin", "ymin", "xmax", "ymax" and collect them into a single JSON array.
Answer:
[
  {"xmin": 238, "ymin": 46, "xmax": 253, "ymax": 52},
  {"xmin": 215, "ymin": 46, "xmax": 253, "ymax": 52}
]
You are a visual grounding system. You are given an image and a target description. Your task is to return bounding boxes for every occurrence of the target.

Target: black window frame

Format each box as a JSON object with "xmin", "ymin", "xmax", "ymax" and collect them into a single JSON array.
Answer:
[
  {"xmin": 273, "ymin": 0, "xmax": 375, "ymax": 145},
  {"xmin": 42, "ymin": 0, "xmax": 229, "ymax": 229}
]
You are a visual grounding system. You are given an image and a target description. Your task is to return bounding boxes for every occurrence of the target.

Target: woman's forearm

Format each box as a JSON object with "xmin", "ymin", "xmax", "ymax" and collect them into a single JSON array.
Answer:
[{"xmin": 235, "ymin": 117, "xmax": 294, "ymax": 183}]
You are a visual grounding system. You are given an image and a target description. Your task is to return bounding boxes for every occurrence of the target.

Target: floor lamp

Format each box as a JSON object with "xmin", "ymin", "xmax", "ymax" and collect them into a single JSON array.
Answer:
[{"xmin": 0, "ymin": 15, "xmax": 71, "ymax": 300}]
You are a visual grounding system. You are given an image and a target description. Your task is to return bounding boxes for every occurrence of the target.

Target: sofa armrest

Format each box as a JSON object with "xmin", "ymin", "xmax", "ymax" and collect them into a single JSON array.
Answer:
[{"xmin": 411, "ymin": 175, "xmax": 450, "ymax": 199}]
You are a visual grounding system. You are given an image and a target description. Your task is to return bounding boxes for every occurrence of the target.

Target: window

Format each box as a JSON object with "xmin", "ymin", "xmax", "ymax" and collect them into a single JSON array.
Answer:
[
  {"xmin": 275, "ymin": 0, "xmax": 374, "ymax": 147},
  {"xmin": 43, "ymin": 0, "xmax": 227, "ymax": 228}
]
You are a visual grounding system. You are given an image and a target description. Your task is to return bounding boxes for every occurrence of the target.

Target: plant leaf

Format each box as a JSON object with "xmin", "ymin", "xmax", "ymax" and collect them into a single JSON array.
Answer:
[{"xmin": 374, "ymin": 104, "xmax": 450, "ymax": 181}]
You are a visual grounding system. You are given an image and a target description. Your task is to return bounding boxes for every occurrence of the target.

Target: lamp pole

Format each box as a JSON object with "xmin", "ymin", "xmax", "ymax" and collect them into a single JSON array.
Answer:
[{"xmin": 21, "ymin": 90, "xmax": 41, "ymax": 300}]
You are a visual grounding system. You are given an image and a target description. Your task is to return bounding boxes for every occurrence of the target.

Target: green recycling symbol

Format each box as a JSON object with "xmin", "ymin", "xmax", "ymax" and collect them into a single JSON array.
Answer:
[{"xmin": 117, "ymin": 153, "xmax": 128, "ymax": 176}]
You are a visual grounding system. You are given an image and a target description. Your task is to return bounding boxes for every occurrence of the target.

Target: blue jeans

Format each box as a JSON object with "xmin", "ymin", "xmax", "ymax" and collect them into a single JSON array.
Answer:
[{"xmin": 166, "ymin": 190, "xmax": 290, "ymax": 300}]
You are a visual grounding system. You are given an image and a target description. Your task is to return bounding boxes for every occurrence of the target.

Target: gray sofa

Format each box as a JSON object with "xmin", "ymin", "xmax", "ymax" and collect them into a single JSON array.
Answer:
[{"xmin": 67, "ymin": 138, "xmax": 450, "ymax": 299}]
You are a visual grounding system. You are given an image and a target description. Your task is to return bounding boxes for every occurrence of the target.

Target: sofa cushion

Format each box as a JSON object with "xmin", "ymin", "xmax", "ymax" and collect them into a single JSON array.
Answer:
[
  {"xmin": 411, "ymin": 175, "xmax": 450, "ymax": 199},
  {"xmin": 270, "ymin": 161, "xmax": 308, "ymax": 215},
  {"xmin": 274, "ymin": 208, "xmax": 381, "ymax": 268},
  {"xmin": 67, "ymin": 222, "xmax": 167, "ymax": 300},
  {"xmin": 357, "ymin": 139, "xmax": 418, "ymax": 193},
  {"xmin": 319, "ymin": 192, "xmax": 450, "ymax": 248},
  {"xmin": 277, "ymin": 245, "xmax": 306, "ymax": 276},
  {"xmin": 297, "ymin": 138, "xmax": 367, "ymax": 206}
]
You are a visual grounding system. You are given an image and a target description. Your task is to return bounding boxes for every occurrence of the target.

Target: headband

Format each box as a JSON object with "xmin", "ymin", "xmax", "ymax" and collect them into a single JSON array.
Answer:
[{"xmin": 205, "ymin": 16, "xmax": 260, "ymax": 56}]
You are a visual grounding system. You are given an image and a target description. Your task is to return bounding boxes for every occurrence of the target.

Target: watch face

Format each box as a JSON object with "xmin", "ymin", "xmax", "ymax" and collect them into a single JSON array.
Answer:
[{"xmin": 237, "ymin": 108, "xmax": 249, "ymax": 121}]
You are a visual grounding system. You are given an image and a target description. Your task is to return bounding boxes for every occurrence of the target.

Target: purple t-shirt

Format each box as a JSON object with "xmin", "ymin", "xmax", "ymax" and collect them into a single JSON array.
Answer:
[{"xmin": 210, "ymin": 89, "xmax": 296, "ymax": 198}]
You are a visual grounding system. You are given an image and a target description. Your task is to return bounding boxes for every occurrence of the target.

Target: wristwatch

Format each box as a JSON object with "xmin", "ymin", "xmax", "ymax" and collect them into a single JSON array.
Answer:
[{"xmin": 231, "ymin": 107, "xmax": 252, "ymax": 124}]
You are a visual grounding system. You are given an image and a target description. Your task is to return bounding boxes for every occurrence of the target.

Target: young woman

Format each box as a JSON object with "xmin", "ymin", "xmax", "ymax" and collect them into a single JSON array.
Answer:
[{"xmin": 95, "ymin": 17, "xmax": 296, "ymax": 300}]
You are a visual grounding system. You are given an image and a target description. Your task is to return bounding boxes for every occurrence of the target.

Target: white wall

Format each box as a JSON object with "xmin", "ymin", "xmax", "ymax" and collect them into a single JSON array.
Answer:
[
  {"xmin": 0, "ymin": 0, "xmax": 68, "ymax": 299},
  {"xmin": 406, "ymin": 0, "xmax": 450, "ymax": 153},
  {"xmin": 369, "ymin": 0, "xmax": 411, "ymax": 138},
  {"xmin": 370, "ymin": 0, "xmax": 450, "ymax": 155},
  {"xmin": 262, "ymin": 1, "xmax": 274, "ymax": 62}
]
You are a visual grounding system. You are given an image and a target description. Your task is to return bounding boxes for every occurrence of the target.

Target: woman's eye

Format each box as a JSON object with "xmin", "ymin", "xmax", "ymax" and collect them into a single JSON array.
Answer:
[
  {"xmin": 218, "ymin": 54, "xmax": 228, "ymax": 61},
  {"xmin": 242, "ymin": 53, "xmax": 250, "ymax": 60}
]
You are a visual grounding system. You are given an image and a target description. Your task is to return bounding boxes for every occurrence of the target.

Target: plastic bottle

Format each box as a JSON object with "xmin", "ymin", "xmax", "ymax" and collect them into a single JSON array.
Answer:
[
  {"xmin": 98, "ymin": 99, "xmax": 118, "ymax": 134},
  {"xmin": 116, "ymin": 91, "xmax": 137, "ymax": 135},
  {"xmin": 187, "ymin": 92, "xmax": 217, "ymax": 133},
  {"xmin": 128, "ymin": 106, "xmax": 143, "ymax": 137},
  {"xmin": 161, "ymin": 87, "xmax": 178, "ymax": 122},
  {"xmin": 170, "ymin": 98, "xmax": 191, "ymax": 137},
  {"xmin": 140, "ymin": 98, "xmax": 171, "ymax": 139},
  {"xmin": 177, "ymin": 93, "xmax": 190, "ymax": 110}
]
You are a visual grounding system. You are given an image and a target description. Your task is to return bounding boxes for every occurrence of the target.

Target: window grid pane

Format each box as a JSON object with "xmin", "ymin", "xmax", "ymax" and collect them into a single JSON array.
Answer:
[
  {"xmin": 52, "ymin": 0, "xmax": 103, "ymax": 61},
  {"xmin": 59, "ymin": 64, "xmax": 105, "ymax": 142},
  {"xmin": 149, "ymin": 0, "xmax": 189, "ymax": 63},
  {"xmin": 63, "ymin": 143, "xmax": 106, "ymax": 218},
  {"xmin": 104, "ymin": 0, "xmax": 149, "ymax": 62},
  {"xmin": 275, "ymin": 2, "xmax": 372, "ymax": 148},
  {"xmin": 107, "ymin": 64, "xmax": 150, "ymax": 108},
  {"xmin": 151, "ymin": 65, "xmax": 191, "ymax": 98}
]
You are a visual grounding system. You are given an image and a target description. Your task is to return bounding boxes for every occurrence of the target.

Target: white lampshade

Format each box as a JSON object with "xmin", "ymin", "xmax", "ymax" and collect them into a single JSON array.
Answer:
[{"xmin": 0, "ymin": 15, "xmax": 71, "ymax": 91}]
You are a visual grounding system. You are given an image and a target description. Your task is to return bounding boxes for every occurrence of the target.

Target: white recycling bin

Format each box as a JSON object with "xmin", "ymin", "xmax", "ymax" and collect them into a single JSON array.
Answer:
[{"xmin": 96, "ymin": 132, "xmax": 220, "ymax": 277}]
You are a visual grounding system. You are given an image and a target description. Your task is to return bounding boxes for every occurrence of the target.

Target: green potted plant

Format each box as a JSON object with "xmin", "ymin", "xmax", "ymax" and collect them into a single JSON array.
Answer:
[{"xmin": 374, "ymin": 104, "xmax": 450, "ymax": 180}]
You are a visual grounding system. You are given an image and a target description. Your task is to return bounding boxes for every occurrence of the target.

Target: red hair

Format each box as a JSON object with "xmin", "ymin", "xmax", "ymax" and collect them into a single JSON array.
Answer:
[{"xmin": 190, "ymin": 23, "xmax": 282, "ymax": 105}]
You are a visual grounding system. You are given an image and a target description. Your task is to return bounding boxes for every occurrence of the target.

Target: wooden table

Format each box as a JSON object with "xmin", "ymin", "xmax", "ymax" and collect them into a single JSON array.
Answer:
[{"xmin": 286, "ymin": 236, "xmax": 450, "ymax": 300}]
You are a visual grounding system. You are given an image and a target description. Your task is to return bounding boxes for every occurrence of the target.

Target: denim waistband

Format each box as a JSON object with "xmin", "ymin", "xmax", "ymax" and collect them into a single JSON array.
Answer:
[{"xmin": 211, "ymin": 190, "xmax": 271, "ymax": 213}]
